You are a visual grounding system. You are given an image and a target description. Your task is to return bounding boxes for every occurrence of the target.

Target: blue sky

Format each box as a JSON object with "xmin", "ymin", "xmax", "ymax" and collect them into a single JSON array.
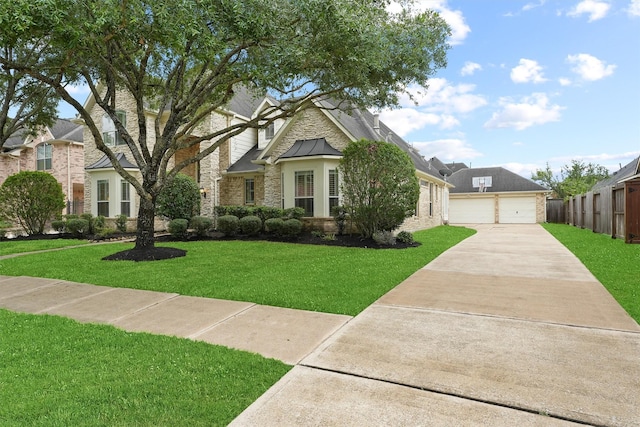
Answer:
[
  {"xmin": 57, "ymin": 0, "xmax": 640, "ymax": 178},
  {"xmin": 380, "ymin": 0, "xmax": 640, "ymax": 177}
]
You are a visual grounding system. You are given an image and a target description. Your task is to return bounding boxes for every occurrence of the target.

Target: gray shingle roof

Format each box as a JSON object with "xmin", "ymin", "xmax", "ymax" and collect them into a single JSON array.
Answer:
[
  {"xmin": 86, "ymin": 153, "xmax": 138, "ymax": 170},
  {"xmin": 448, "ymin": 167, "xmax": 548, "ymax": 193},
  {"xmin": 50, "ymin": 119, "xmax": 82, "ymax": 142},
  {"xmin": 592, "ymin": 156, "xmax": 640, "ymax": 189},
  {"xmin": 226, "ymin": 85, "xmax": 268, "ymax": 118},
  {"xmin": 279, "ymin": 138, "xmax": 342, "ymax": 159},
  {"xmin": 226, "ymin": 145, "xmax": 264, "ymax": 173},
  {"xmin": 446, "ymin": 162, "xmax": 469, "ymax": 173}
]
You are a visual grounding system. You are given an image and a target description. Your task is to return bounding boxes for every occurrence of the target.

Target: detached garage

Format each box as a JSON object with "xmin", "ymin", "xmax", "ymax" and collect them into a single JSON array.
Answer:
[{"xmin": 446, "ymin": 166, "xmax": 549, "ymax": 224}]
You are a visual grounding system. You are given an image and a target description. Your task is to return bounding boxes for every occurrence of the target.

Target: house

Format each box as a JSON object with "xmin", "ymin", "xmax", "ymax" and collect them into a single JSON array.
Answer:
[
  {"xmin": 81, "ymin": 87, "xmax": 452, "ymax": 232},
  {"xmin": 0, "ymin": 119, "xmax": 84, "ymax": 214},
  {"xmin": 444, "ymin": 165, "xmax": 549, "ymax": 224}
]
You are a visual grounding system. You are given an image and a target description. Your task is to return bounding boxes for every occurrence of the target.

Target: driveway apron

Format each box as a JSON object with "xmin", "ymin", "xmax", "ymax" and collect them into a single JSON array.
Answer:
[{"xmin": 231, "ymin": 224, "xmax": 640, "ymax": 426}]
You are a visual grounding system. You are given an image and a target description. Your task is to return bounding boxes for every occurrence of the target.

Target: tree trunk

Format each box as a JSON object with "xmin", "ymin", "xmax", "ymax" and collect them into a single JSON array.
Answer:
[{"xmin": 135, "ymin": 195, "xmax": 156, "ymax": 250}]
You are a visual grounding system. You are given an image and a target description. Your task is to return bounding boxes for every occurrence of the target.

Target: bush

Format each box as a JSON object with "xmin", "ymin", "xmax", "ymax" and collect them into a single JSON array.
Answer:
[
  {"xmin": 93, "ymin": 215, "xmax": 106, "ymax": 232},
  {"xmin": 189, "ymin": 216, "xmax": 213, "ymax": 236},
  {"xmin": 283, "ymin": 207, "xmax": 305, "ymax": 220},
  {"xmin": 251, "ymin": 206, "xmax": 284, "ymax": 226},
  {"xmin": 331, "ymin": 205, "xmax": 348, "ymax": 235},
  {"xmin": 217, "ymin": 215, "xmax": 239, "ymax": 236},
  {"xmin": 52, "ymin": 220, "xmax": 66, "ymax": 233},
  {"xmin": 264, "ymin": 218, "xmax": 284, "ymax": 235},
  {"xmin": 0, "ymin": 171, "xmax": 65, "ymax": 235},
  {"xmin": 66, "ymin": 218, "xmax": 90, "ymax": 237},
  {"xmin": 281, "ymin": 218, "xmax": 302, "ymax": 237},
  {"xmin": 373, "ymin": 230, "xmax": 396, "ymax": 246},
  {"xmin": 396, "ymin": 231, "xmax": 414, "ymax": 244},
  {"xmin": 0, "ymin": 220, "xmax": 11, "ymax": 239},
  {"xmin": 115, "ymin": 215, "xmax": 128, "ymax": 233},
  {"xmin": 339, "ymin": 139, "xmax": 419, "ymax": 238},
  {"xmin": 80, "ymin": 213, "xmax": 95, "ymax": 234},
  {"xmin": 168, "ymin": 218, "xmax": 189, "ymax": 239},
  {"xmin": 239, "ymin": 215, "xmax": 262, "ymax": 236},
  {"xmin": 157, "ymin": 174, "xmax": 201, "ymax": 220}
]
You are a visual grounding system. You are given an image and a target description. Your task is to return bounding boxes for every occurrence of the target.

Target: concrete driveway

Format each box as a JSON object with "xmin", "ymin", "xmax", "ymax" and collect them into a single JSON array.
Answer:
[{"xmin": 231, "ymin": 224, "xmax": 640, "ymax": 426}]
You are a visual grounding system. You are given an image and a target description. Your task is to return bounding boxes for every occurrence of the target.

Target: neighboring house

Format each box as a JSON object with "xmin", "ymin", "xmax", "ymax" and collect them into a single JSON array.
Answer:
[
  {"xmin": 0, "ymin": 119, "xmax": 84, "ymax": 214},
  {"xmin": 81, "ymin": 88, "xmax": 451, "ymax": 232},
  {"xmin": 445, "ymin": 165, "xmax": 549, "ymax": 224}
]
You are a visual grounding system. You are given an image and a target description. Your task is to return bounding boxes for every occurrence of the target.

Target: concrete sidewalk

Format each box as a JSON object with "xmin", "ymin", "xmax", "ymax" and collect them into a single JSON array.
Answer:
[
  {"xmin": 231, "ymin": 224, "xmax": 640, "ymax": 426},
  {"xmin": 0, "ymin": 276, "xmax": 351, "ymax": 365}
]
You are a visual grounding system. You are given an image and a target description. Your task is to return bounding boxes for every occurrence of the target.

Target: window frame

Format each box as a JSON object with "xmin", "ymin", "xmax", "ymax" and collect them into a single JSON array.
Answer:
[
  {"xmin": 102, "ymin": 110, "xmax": 127, "ymax": 147},
  {"xmin": 328, "ymin": 169, "xmax": 339, "ymax": 213},
  {"xmin": 294, "ymin": 170, "xmax": 314, "ymax": 216},
  {"xmin": 36, "ymin": 143, "xmax": 52, "ymax": 171},
  {"xmin": 97, "ymin": 179, "xmax": 110, "ymax": 217},
  {"xmin": 265, "ymin": 122, "xmax": 275, "ymax": 140},
  {"xmin": 120, "ymin": 180, "xmax": 130, "ymax": 217},
  {"xmin": 244, "ymin": 178, "xmax": 255, "ymax": 205}
]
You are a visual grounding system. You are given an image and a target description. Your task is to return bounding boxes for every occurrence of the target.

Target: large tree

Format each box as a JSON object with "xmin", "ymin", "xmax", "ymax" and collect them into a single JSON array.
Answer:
[
  {"xmin": 532, "ymin": 160, "xmax": 609, "ymax": 199},
  {"xmin": 0, "ymin": 0, "xmax": 450, "ymax": 252}
]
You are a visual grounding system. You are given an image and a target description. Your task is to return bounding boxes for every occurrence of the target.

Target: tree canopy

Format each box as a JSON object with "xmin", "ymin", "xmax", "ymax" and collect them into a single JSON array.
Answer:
[
  {"xmin": 532, "ymin": 160, "xmax": 609, "ymax": 199},
  {"xmin": 0, "ymin": 0, "xmax": 451, "ymax": 251}
]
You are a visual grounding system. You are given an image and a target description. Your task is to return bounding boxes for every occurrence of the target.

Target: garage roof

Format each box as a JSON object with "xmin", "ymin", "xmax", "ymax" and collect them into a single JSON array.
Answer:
[{"xmin": 449, "ymin": 166, "xmax": 548, "ymax": 193}]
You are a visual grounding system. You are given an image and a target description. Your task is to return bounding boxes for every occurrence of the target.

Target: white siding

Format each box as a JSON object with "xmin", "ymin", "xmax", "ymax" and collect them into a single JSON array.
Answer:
[{"xmin": 229, "ymin": 117, "xmax": 256, "ymax": 164}]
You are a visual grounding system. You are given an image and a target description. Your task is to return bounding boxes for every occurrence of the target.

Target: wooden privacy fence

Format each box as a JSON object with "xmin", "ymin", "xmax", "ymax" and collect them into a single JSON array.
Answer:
[{"xmin": 564, "ymin": 179, "xmax": 640, "ymax": 243}]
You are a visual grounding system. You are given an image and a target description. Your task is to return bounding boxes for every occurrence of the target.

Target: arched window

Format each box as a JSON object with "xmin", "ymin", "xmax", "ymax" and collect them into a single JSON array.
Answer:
[
  {"xmin": 102, "ymin": 111, "xmax": 127, "ymax": 146},
  {"xmin": 36, "ymin": 143, "xmax": 52, "ymax": 170}
]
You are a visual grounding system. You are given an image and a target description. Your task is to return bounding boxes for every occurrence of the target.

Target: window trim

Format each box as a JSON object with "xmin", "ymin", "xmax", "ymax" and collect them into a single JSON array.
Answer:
[
  {"xmin": 97, "ymin": 179, "xmax": 110, "ymax": 217},
  {"xmin": 36, "ymin": 143, "xmax": 52, "ymax": 171},
  {"xmin": 120, "ymin": 180, "xmax": 130, "ymax": 217},
  {"xmin": 245, "ymin": 178, "xmax": 255, "ymax": 205},
  {"xmin": 294, "ymin": 170, "xmax": 314, "ymax": 216},
  {"xmin": 328, "ymin": 169, "xmax": 339, "ymax": 213},
  {"xmin": 265, "ymin": 122, "xmax": 275, "ymax": 140},
  {"xmin": 102, "ymin": 110, "xmax": 127, "ymax": 146}
]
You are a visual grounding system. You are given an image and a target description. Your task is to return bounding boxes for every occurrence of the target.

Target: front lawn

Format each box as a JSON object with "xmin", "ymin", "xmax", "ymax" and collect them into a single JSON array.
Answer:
[
  {"xmin": 0, "ymin": 309, "xmax": 290, "ymax": 427},
  {"xmin": 543, "ymin": 223, "xmax": 640, "ymax": 322},
  {"xmin": 0, "ymin": 226, "xmax": 474, "ymax": 316},
  {"xmin": 0, "ymin": 239, "xmax": 88, "ymax": 256}
]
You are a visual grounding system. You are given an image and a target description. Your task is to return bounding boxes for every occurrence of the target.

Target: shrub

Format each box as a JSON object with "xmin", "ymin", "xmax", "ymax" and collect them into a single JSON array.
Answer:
[
  {"xmin": 264, "ymin": 218, "xmax": 284, "ymax": 235},
  {"xmin": 322, "ymin": 232, "xmax": 337, "ymax": 241},
  {"xmin": 80, "ymin": 213, "xmax": 95, "ymax": 234},
  {"xmin": 157, "ymin": 173, "xmax": 200, "ymax": 220},
  {"xmin": 217, "ymin": 215, "xmax": 239, "ymax": 236},
  {"xmin": 281, "ymin": 218, "xmax": 302, "ymax": 237},
  {"xmin": 115, "ymin": 214, "xmax": 128, "ymax": 232},
  {"xmin": 339, "ymin": 139, "xmax": 419, "ymax": 238},
  {"xmin": 251, "ymin": 206, "xmax": 284, "ymax": 226},
  {"xmin": 331, "ymin": 205, "xmax": 348, "ymax": 235},
  {"xmin": 66, "ymin": 218, "xmax": 89, "ymax": 237},
  {"xmin": 0, "ymin": 220, "xmax": 11, "ymax": 239},
  {"xmin": 189, "ymin": 216, "xmax": 213, "ymax": 236},
  {"xmin": 396, "ymin": 231, "xmax": 414, "ymax": 244},
  {"xmin": 52, "ymin": 220, "xmax": 66, "ymax": 233},
  {"xmin": 168, "ymin": 218, "xmax": 189, "ymax": 239},
  {"xmin": 96, "ymin": 227, "xmax": 116, "ymax": 239},
  {"xmin": 283, "ymin": 207, "xmax": 305, "ymax": 220},
  {"xmin": 373, "ymin": 230, "xmax": 396, "ymax": 246},
  {"xmin": 0, "ymin": 171, "xmax": 65, "ymax": 235},
  {"xmin": 239, "ymin": 215, "xmax": 262, "ymax": 236},
  {"xmin": 93, "ymin": 215, "xmax": 106, "ymax": 232}
]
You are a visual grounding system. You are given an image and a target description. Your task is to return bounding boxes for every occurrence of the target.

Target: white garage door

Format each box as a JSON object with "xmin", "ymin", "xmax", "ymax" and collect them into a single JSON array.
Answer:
[
  {"xmin": 449, "ymin": 197, "xmax": 495, "ymax": 224},
  {"xmin": 498, "ymin": 196, "xmax": 536, "ymax": 223}
]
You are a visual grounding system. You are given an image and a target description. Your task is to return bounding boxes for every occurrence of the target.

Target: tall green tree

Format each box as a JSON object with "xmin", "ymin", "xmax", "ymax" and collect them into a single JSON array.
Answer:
[
  {"xmin": 532, "ymin": 160, "xmax": 609, "ymax": 199},
  {"xmin": 0, "ymin": 0, "xmax": 450, "ymax": 251},
  {"xmin": 339, "ymin": 139, "xmax": 419, "ymax": 238}
]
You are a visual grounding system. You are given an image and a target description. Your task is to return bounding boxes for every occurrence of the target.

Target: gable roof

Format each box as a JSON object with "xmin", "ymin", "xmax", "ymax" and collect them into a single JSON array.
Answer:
[
  {"xmin": 446, "ymin": 162, "xmax": 469, "ymax": 173},
  {"xmin": 592, "ymin": 156, "xmax": 640, "ymax": 190},
  {"xmin": 226, "ymin": 145, "xmax": 264, "ymax": 174},
  {"xmin": 448, "ymin": 166, "xmax": 548, "ymax": 193},
  {"xmin": 278, "ymin": 138, "xmax": 342, "ymax": 160},
  {"xmin": 49, "ymin": 119, "xmax": 83, "ymax": 142},
  {"xmin": 86, "ymin": 153, "xmax": 138, "ymax": 170}
]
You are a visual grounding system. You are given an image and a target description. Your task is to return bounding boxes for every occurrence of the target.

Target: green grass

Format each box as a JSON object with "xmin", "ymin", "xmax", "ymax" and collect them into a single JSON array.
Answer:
[
  {"xmin": 543, "ymin": 223, "xmax": 640, "ymax": 322},
  {"xmin": 0, "ymin": 239, "xmax": 88, "ymax": 256},
  {"xmin": 0, "ymin": 226, "xmax": 475, "ymax": 316},
  {"xmin": 0, "ymin": 309, "xmax": 290, "ymax": 427}
]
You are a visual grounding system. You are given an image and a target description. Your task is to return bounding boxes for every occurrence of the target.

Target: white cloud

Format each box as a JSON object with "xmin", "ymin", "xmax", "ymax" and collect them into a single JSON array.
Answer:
[
  {"xmin": 567, "ymin": 53, "xmax": 616, "ymax": 81},
  {"xmin": 64, "ymin": 83, "xmax": 90, "ymax": 95},
  {"xmin": 510, "ymin": 59, "xmax": 547, "ymax": 84},
  {"xmin": 484, "ymin": 93, "xmax": 564, "ymax": 130},
  {"xmin": 460, "ymin": 61, "xmax": 482, "ymax": 76},
  {"xmin": 412, "ymin": 138, "xmax": 483, "ymax": 161},
  {"xmin": 629, "ymin": 0, "xmax": 640, "ymax": 16},
  {"xmin": 379, "ymin": 109, "xmax": 459, "ymax": 137},
  {"xmin": 500, "ymin": 162, "xmax": 542, "ymax": 177},
  {"xmin": 523, "ymin": 0, "xmax": 546, "ymax": 11},
  {"xmin": 389, "ymin": 1, "xmax": 471, "ymax": 45},
  {"xmin": 512, "ymin": 141, "xmax": 525, "ymax": 146},
  {"xmin": 567, "ymin": 1, "xmax": 611, "ymax": 22},
  {"xmin": 399, "ymin": 78, "xmax": 487, "ymax": 114},
  {"xmin": 558, "ymin": 77, "xmax": 572, "ymax": 86}
]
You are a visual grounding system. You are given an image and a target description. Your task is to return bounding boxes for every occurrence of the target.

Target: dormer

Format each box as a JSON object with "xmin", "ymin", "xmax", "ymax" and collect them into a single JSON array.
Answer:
[{"xmin": 253, "ymin": 97, "xmax": 282, "ymax": 149}]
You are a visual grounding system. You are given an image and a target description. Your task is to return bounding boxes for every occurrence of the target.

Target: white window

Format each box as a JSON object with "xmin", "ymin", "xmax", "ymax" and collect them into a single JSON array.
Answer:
[
  {"xmin": 295, "ymin": 170, "xmax": 314, "ymax": 216},
  {"xmin": 97, "ymin": 180, "xmax": 109, "ymax": 217},
  {"xmin": 329, "ymin": 169, "xmax": 339, "ymax": 212},
  {"xmin": 121, "ymin": 180, "xmax": 130, "ymax": 216},
  {"xmin": 102, "ymin": 111, "xmax": 127, "ymax": 146},
  {"xmin": 245, "ymin": 178, "xmax": 255, "ymax": 205},
  {"xmin": 36, "ymin": 143, "xmax": 52, "ymax": 170},
  {"xmin": 429, "ymin": 183, "xmax": 434, "ymax": 217},
  {"xmin": 265, "ymin": 122, "xmax": 275, "ymax": 140}
]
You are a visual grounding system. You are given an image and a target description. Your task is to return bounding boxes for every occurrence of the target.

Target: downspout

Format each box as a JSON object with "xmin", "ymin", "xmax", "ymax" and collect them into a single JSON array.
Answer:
[{"xmin": 67, "ymin": 142, "xmax": 72, "ymax": 213}]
